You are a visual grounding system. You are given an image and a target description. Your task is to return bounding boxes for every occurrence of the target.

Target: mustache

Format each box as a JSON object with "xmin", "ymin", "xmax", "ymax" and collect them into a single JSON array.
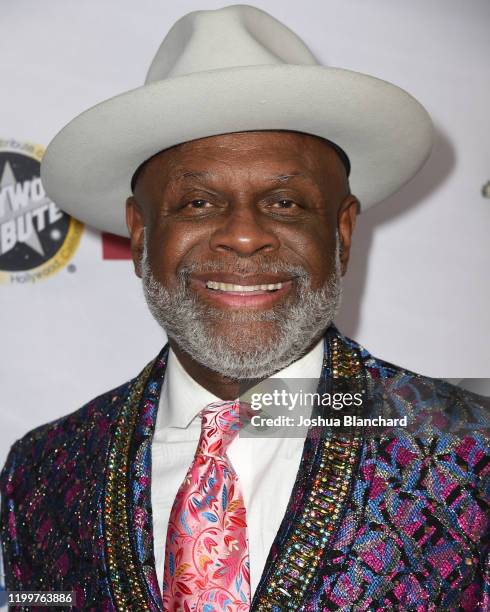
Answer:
[{"xmin": 175, "ymin": 258, "xmax": 310, "ymax": 281}]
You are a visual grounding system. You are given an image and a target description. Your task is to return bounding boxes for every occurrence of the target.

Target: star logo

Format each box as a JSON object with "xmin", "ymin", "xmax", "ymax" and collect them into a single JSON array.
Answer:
[
  {"xmin": 0, "ymin": 139, "xmax": 83, "ymax": 282},
  {"xmin": 0, "ymin": 160, "xmax": 51, "ymax": 256}
]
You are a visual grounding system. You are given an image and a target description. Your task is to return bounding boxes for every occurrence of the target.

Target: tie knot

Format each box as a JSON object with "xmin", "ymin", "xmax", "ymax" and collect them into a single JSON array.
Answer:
[{"xmin": 197, "ymin": 400, "xmax": 241, "ymax": 456}]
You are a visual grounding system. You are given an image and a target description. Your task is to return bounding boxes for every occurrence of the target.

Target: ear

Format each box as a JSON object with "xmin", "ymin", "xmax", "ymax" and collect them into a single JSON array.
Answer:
[
  {"xmin": 126, "ymin": 196, "xmax": 145, "ymax": 278},
  {"xmin": 337, "ymin": 195, "xmax": 359, "ymax": 276}
]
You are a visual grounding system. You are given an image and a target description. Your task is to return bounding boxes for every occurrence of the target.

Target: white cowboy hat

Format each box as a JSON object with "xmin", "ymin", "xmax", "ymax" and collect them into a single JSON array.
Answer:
[{"xmin": 41, "ymin": 4, "xmax": 433, "ymax": 237}]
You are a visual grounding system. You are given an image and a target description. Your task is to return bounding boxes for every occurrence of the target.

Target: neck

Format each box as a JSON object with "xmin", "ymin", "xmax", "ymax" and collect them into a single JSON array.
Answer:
[
  {"xmin": 169, "ymin": 334, "xmax": 324, "ymax": 400},
  {"xmin": 169, "ymin": 340, "xmax": 243, "ymax": 399}
]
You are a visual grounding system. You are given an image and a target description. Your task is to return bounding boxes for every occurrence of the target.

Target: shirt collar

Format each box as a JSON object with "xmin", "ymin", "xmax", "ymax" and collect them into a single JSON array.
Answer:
[{"xmin": 156, "ymin": 337, "xmax": 325, "ymax": 431}]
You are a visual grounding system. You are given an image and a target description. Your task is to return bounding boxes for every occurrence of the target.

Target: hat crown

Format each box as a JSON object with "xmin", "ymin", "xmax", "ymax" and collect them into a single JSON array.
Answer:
[{"xmin": 145, "ymin": 4, "xmax": 318, "ymax": 83}]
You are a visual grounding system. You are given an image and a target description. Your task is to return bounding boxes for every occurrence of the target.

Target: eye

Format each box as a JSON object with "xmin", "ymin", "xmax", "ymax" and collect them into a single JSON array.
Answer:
[
  {"xmin": 266, "ymin": 198, "xmax": 302, "ymax": 213},
  {"xmin": 274, "ymin": 199, "xmax": 296, "ymax": 208},
  {"xmin": 179, "ymin": 198, "xmax": 216, "ymax": 214},
  {"xmin": 188, "ymin": 199, "xmax": 211, "ymax": 208}
]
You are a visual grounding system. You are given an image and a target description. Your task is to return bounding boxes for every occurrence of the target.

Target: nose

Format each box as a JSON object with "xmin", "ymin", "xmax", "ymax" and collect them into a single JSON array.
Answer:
[{"xmin": 209, "ymin": 203, "xmax": 280, "ymax": 256}]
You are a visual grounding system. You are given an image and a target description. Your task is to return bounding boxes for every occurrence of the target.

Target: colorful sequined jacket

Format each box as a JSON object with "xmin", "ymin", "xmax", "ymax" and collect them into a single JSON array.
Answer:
[{"xmin": 1, "ymin": 326, "xmax": 490, "ymax": 611}]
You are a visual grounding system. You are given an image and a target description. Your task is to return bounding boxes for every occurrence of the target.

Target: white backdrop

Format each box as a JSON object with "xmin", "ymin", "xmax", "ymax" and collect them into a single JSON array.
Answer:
[{"xmin": 0, "ymin": 3, "xmax": 489, "ymax": 589}]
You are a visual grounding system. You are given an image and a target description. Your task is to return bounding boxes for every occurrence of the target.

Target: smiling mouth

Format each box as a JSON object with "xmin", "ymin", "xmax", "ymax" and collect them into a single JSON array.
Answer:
[
  {"xmin": 205, "ymin": 280, "xmax": 284, "ymax": 293},
  {"xmin": 189, "ymin": 276, "xmax": 295, "ymax": 308}
]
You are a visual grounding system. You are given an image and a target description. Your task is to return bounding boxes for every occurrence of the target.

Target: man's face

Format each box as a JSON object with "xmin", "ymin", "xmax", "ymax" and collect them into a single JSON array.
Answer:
[{"xmin": 127, "ymin": 131, "xmax": 358, "ymax": 379}]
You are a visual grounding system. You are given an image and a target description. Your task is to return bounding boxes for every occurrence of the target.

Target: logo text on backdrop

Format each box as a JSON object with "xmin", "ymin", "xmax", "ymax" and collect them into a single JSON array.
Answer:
[{"xmin": 0, "ymin": 139, "xmax": 83, "ymax": 283}]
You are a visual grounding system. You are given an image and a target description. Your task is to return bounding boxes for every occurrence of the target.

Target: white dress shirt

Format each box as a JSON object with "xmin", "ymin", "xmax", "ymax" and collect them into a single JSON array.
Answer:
[{"xmin": 151, "ymin": 338, "xmax": 324, "ymax": 596}]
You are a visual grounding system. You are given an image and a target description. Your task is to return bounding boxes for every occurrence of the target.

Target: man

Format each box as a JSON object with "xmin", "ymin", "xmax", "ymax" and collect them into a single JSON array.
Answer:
[{"xmin": 1, "ymin": 5, "xmax": 489, "ymax": 611}]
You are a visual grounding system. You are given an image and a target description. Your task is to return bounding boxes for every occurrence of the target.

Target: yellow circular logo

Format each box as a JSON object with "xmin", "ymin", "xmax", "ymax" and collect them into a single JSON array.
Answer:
[{"xmin": 0, "ymin": 138, "xmax": 83, "ymax": 284}]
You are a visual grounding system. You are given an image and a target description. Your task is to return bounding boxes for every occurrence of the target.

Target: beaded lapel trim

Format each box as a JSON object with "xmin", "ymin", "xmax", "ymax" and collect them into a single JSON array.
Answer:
[
  {"xmin": 102, "ymin": 330, "xmax": 365, "ymax": 611},
  {"xmin": 103, "ymin": 353, "xmax": 168, "ymax": 611},
  {"xmin": 250, "ymin": 332, "xmax": 365, "ymax": 610}
]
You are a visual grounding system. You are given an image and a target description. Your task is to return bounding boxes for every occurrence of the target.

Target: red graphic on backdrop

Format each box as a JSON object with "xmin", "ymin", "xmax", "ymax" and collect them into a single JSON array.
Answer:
[{"xmin": 102, "ymin": 232, "xmax": 132, "ymax": 259}]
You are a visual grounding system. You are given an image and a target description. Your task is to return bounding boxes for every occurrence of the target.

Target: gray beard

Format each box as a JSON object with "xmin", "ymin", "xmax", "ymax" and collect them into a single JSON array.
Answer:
[{"xmin": 141, "ymin": 237, "xmax": 342, "ymax": 380}]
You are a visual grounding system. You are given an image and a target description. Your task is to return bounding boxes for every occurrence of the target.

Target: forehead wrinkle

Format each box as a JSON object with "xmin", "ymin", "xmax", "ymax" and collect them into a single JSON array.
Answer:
[
  {"xmin": 175, "ymin": 168, "xmax": 310, "ymax": 184},
  {"xmin": 268, "ymin": 172, "xmax": 307, "ymax": 184},
  {"xmin": 178, "ymin": 169, "xmax": 213, "ymax": 181}
]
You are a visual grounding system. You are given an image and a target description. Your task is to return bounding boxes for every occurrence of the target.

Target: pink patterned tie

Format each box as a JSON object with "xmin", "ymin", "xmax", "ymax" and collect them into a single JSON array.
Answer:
[{"xmin": 162, "ymin": 400, "xmax": 251, "ymax": 612}]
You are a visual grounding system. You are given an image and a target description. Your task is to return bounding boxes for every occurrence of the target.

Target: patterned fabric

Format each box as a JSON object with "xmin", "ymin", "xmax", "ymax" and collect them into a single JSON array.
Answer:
[
  {"xmin": 1, "ymin": 325, "xmax": 489, "ymax": 611},
  {"xmin": 162, "ymin": 401, "xmax": 250, "ymax": 611}
]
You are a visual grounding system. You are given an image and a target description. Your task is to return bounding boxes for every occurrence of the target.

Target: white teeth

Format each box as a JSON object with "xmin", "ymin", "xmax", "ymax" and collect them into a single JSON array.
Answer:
[{"xmin": 206, "ymin": 281, "xmax": 284, "ymax": 292}]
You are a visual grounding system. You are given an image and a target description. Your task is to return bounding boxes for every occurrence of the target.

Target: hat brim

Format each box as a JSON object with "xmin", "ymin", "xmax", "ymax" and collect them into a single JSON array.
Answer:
[{"xmin": 41, "ymin": 64, "xmax": 433, "ymax": 236}]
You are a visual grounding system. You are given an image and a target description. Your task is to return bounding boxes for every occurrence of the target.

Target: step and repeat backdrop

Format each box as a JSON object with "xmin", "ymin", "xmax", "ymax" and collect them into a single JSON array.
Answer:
[{"xmin": 0, "ymin": 0, "xmax": 489, "ymax": 600}]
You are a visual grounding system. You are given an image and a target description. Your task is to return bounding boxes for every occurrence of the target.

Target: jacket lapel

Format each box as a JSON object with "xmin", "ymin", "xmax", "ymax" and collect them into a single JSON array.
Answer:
[
  {"xmin": 102, "ymin": 326, "xmax": 366, "ymax": 611},
  {"xmin": 103, "ymin": 345, "xmax": 169, "ymax": 611},
  {"xmin": 251, "ymin": 327, "xmax": 366, "ymax": 610}
]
